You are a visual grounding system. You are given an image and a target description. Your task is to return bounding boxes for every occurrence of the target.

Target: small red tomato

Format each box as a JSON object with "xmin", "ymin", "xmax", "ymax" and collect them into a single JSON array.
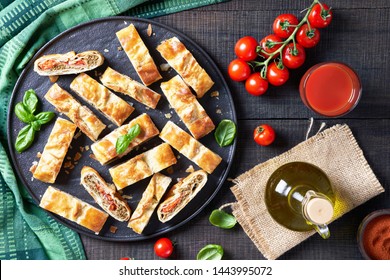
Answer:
[
  {"xmin": 120, "ymin": 257, "xmax": 130, "ymax": 260},
  {"xmin": 154, "ymin": 237, "xmax": 174, "ymax": 258},
  {"xmin": 259, "ymin": 34, "xmax": 283, "ymax": 58},
  {"xmin": 228, "ymin": 59, "xmax": 251, "ymax": 82},
  {"xmin": 273, "ymin": 14, "xmax": 299, "ymax": 39},
  {"xmin": 245, "ymin": 73, "xmax": 269, "ymax": 96},
  {"xmin": 253, "ymin": 124, "xmax": 276, "ymax": 146},
  {"xmin": 234, "ymin": 36, "xmax": 259, "ymax": 61},
  {"xmin": 308, "ymin": 3, "xmax": 333, "ymax": 28},
  {"xmin": 282, "ymin": 43, "xmax": 306, "ymax": 69},
  {"xmin": 266, "ymin": 62, "xmax": 289, "ymax": 86},
  {"xmin": 296, "ymin": 24, "xmax": 321, "ymax": 48}
]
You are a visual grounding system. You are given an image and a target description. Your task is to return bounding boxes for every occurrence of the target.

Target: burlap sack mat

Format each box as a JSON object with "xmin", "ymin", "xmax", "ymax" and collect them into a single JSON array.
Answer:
[{"xmin": 231, "ymin": 124, "xmax": 384, "ymax": 260}]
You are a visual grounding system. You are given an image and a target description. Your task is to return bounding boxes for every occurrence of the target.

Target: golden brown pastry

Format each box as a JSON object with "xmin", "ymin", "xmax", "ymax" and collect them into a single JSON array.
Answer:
[
  {"xmin": 109, "ymin": 143, "xmax": 177, "ymax": 190},
  {"xmin": 100, "ymin": 67, "xmax": 161, "ymax": 109},
  {"xmin": 34, "ymin": 51, "xmax": 104, "ymax": 76},
  {"xmin": 32, "ymin": 118, "xmax": 77, "ymax": 183},
  {"xmin": 160, "ymin": 75, "xmax": 215, "ymax": 139},
  {"xmin": 159, "ymin": 121, "xmax": 222, "ymax": 174},
  {"xmin": 44, "ymin": 83, "xmax": 106, "ymax": 141},
  {"xmin": 70, "ymin": 73, "xmax": 134, "ymax": 126},
  {"xmin": 39, "ymin": 186, "xmax": 108, "ymax": 234},
  {"xmin": 80, "ymin": 166, "xmax": 131, "ymax": 222},
  {"xmin": 157, "ymin": 37, "xmax": 214, "ymax": 98},
  {"xmin": 157, "ymin": 170, "xmax": 207, "ymax": 223},
  {"xmin": 116, "ymin": 24, "xmax": 162, "ymax": 86},
  {"xmin": 128, "ymin": 173, "xmax": 172, "ymax": 234},
  {"xmin": 90, "ymin": 113, "xmax": 159, "ymax": 165}
]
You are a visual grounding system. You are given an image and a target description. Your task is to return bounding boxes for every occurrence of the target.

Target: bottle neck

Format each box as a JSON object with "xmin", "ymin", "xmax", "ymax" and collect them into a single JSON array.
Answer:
[{"xmin": 302, "ymin": 190, "xmax": 334, "ymax": 225}]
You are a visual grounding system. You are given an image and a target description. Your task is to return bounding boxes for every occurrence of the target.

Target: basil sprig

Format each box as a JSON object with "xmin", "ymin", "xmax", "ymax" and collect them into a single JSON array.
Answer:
[
  {"xmin": 209, "ymin": 209, "xmax": 237, "ymax": 229},
  {"xmin": 14, "ymin": 89, "xmax": 55, "ymax": 153},
  {"xmin": 196, "ymin": 244, "xmax": 224, "ymax": 260},
  {"xmin": 214, "ymin": 119, "xmax": 237, "ymax": 147},
  {"xmin": 115, "ymin": 124, "xmax": 141, "ymax": 154}
]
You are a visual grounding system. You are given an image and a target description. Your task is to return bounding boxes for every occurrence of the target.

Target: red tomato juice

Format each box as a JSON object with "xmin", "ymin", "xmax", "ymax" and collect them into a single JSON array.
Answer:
[{"xmin": 300, "ymin": 62, "xmax": 361, "ymax": 117}]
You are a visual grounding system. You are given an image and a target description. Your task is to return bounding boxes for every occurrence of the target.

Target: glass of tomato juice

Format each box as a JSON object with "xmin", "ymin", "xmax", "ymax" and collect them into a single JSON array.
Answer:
[{"xmin": 299, "ymin": 62, "xmax": 362, "ymax": 117}]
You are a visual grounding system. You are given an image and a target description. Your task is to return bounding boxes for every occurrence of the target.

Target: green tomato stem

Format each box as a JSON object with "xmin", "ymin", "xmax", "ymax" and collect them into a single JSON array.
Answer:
[{"xmin": 255, "ymin": 0, "xmax": 319, "ymax": 75}]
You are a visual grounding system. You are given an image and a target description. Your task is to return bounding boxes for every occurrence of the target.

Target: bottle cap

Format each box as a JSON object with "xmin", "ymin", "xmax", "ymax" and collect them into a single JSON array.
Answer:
[{"xmin": 304, "ymin": 197, "xmax": 334, "ymax": 225}]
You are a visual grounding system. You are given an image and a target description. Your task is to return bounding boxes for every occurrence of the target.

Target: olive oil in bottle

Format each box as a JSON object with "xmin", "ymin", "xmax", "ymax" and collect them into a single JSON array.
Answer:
[{"xmin": 265, "ymin": 162, "xmax": 335, "ymax": 238}]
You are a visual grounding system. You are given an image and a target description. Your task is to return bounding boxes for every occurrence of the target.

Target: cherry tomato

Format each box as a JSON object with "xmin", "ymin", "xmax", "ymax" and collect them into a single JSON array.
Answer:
[
  {"xmin": 234, "ymin": 36, "xmax": 259, "ymax": 61},
  {"xmin": 282, "ymin": 43, "xmax": 306, "ymax": 69},
  {"xmin": 266, "ymin": 62, "xmax": 289, "ymax": 86},
  {"xmin": 296, "ymin": 24, "xmax": 321, "ymax": 48},
  {"xmin": 253, "ymin": 124, "xmax": 276, "ymax": 146},
  {"xmin": 259, "ymin": 34, "xmax": 283, "ymax": 58},
  {"xmin": 228, "ymin": 59, "xmax": 251, "ymax": 81},
  {"xmin": 273, "ymin": 14, "xmax": 299, "ymax": 39},
  {"xmin": 120, "ymin": 257, "xmax": 130, "ymax": 260},
  {"xmin": 154, "ymin": 237, "xmax": 174, "ymax": 258},
  {"xmin": 245, "ymin": 73, "xmax": 269, "ymax": 96},
  {"xmin": 308, "ymin": 3, "xmax": 333, "ymax": 28}
]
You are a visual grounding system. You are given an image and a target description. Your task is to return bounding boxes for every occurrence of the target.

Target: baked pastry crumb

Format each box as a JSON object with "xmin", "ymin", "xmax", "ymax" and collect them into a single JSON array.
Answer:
[{"xmin": 147, "ymin": 24, "xmax": 153, "ymax": 37}]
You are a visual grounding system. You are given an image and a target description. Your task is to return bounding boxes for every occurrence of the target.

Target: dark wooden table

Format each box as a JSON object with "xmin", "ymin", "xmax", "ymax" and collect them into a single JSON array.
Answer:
[{"xmin": 81, "ymin": 0, "xmax": 390, "ymax": 260}]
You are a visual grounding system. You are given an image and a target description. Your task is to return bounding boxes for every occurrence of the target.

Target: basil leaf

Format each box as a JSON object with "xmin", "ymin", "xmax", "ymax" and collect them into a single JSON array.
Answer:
[
  {"xmin": 115, "ymin": 124, "xmax": 141, "ymax": 154},
  {"xmin": 15, "ymin": 125, "xmax": 35, "ymax": 153},
  {"xmin": 15, "ymin": 102, "xmax": 35, "ymax": 123},
  {"xmin": 209, "ymin": 209, "xmax": 237, "ymax": 229},
  {"xmin": 196, "ymin": 244, "xmax": 224, "ymax": 260},
  {"xmin": 214, "ymin": 119, "xmax": 237, "ymax": 147},
  {"xmin": 23, "ymin": 89, "xmax": 38, "ymax": 114},
  {"xmin": 31, "ymin": 120, "xmax": 41, "ymax": 131},
  {"xmin": 35, "ymin": 111, "xmax": 55, "ymax": 125}
]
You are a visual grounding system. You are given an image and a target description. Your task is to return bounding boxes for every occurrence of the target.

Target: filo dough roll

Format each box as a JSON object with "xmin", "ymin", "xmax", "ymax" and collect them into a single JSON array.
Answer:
[
  {"xmin": 34, "ymin": 50, "xmax": 104, "ymax": 76},
  {"xmin": 128, "ymin": 173, "xmax": 172, "ymax": 234},
  {"xmin": 157, "ymin": 170, "xmax": 207, "ymax": 223},
  {"xmin": 32, "ymin": 118, "xmax": 77, "ymax": 183},
  {"xmin": 40, "ymin": 186, "xmax": 108, "ymax": 234},
  {"xmin": 81, "ymin": 166, "xmax": 131, "ymax": 222}
]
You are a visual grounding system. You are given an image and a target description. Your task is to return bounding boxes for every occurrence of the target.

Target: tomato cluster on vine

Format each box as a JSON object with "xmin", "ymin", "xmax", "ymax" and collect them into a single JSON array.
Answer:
[{"xmin": 228, "ymin": 0, "xmax": 333, "ymax": 96}]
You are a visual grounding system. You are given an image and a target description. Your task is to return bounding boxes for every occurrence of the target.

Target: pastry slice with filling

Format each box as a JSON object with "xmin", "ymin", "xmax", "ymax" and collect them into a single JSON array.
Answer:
[
  {"xmin": 157, "ymin": 170, "xmax": 207, "ymax": 223},
  {"xmin": 160, "ymin": 75, "xmax": 214, "ymax": 139},
  {"xmin": 32, "ymin": 118, "xmax": 77, "ymax": 183},
  {"xmin": 91, "ymin": 113, "xmax": 159, "ymax": 165},
  {"xmin": 128, "ymin": 173, "xmax": 172, "ymax": 234},
  {"xmin": 45, "ymin": 83, "xmax": 106, "ymax": 141},
  {"xmin": 81, "ymin": 166, "xmax": 131, "ymax": 222},
  {"xmin": 159, "ymin": 121, "xmax": 222, "ymax": 174},
  {"xmin": 116, "ymin": 24, "xmax": 162, "ymax": 86},
  {"xmin": 100, "ymin": 67, "xmax": 161, "ymax": 109},
  {"xmin": 109, "ymin": 143, "xmax": 177, "ymax": 190},
  {"xmin": 34, "ymin": 50, "xmax": 104, "ymax": 76},
  {"xmin": 40, "ymin": 186, "xmax": 108, "ymax": 234},
  {"xmin": 70, "ymin": 73, "xmax": 134, "ymax": 126},
  {"xmin": 157, "ymin": 37, "xmax": 214, "ymax": 98}
]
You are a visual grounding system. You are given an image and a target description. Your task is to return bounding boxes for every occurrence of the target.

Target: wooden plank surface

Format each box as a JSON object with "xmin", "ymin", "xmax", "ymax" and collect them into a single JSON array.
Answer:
[{"xmin": 81, "ymin": 0, "xmax": 390, "ymax": 260}]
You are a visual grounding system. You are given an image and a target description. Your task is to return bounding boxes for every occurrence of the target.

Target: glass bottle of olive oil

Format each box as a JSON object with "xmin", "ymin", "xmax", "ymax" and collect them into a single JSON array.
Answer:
[{"xmin": 265, "ymin": 162, "xmax": 335, "ymax": 239}]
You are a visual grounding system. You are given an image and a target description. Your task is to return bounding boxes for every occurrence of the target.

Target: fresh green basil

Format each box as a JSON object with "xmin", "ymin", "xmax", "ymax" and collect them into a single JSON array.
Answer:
[
  {"xmin": 214, "ymin": 119, "xmax": 237, "ymax": 147},
  {"xmin": 31, "ymin": 120, "xmax": 41, "ymax": 131},
  {"xmin": 14, "ymin": 89, "xmax": 55, "ymax": 153},
  {"xmin": 15, "ymin": 125, "xmax": 36, "ymax": 153},
  {"xmin": 23, "ymin": 89, "xmax": 38, "ymax": 114},
  {"xmin": 15, "ymin": 102, "xmax": 35, "ymax": 123},
  {"xmin": 209, "ymin": 209, "xmax": 237, "ymax": 229},
  {"xmin": 116, "ymin": 124, "xmax": 141, "ymax": 154},
  {"xmin": 196, "ymin": 244, "xmax": 224, "ymax": 260},
  {"xmin": 35, "ymin": 111, "xmax": 55, "ymax": 125}
]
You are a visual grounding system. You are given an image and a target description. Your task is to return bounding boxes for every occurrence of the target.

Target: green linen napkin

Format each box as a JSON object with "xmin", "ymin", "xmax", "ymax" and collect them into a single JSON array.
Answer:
[{"xmin": 0, "ymin": 0, "xmax": 229, "ymax": 260}]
